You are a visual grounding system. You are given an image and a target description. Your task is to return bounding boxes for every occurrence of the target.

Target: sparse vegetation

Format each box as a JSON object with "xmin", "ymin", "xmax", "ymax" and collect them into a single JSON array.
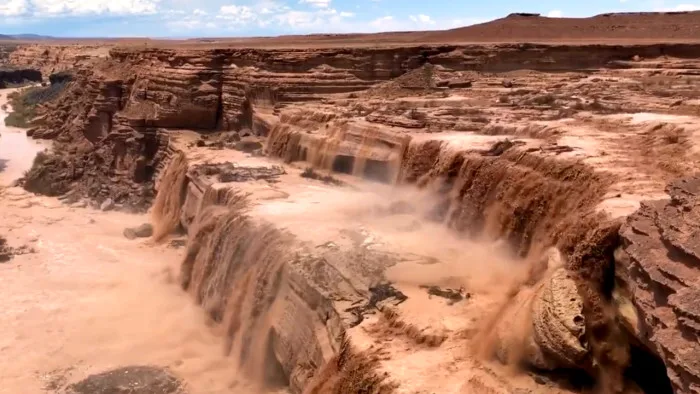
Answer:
[
  {"xmin": 300, "ymin": 167, "xmax": 343, "ymax": 185},
  {"xmin": 4, "ymin": 82, "xmax": 68, "ymax": 128}
]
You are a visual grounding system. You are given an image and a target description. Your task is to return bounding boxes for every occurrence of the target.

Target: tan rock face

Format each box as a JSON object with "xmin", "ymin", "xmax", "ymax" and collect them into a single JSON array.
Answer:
[{"xmin": 620, "ymin": 177, "xmax": 700, "ymax": 394}]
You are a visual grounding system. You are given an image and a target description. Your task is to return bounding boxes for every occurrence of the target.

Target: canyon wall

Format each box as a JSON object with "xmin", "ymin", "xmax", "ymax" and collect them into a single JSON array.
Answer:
[
  {"xmin": 8, "ymin": 44, "xmax": 111, "ymax": 76},
  {"xmin": 18, "ymin": 42, "xmax": 700, "ymax": 142},
  {"xmin": 619, "ymin": 177, "xmax": 700, "ymax": 394}
]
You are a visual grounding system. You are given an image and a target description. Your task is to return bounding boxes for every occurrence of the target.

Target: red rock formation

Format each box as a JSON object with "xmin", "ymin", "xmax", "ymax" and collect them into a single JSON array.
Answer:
[{"xmin": 619, "ymin": 177, "xmax": 700, "ymax": 394}]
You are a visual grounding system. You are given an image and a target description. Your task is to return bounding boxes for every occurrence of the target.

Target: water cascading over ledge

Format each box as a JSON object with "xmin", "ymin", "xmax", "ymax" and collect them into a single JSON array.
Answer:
[
  {"xmin": 266, "ymin": 117, "xmax": 411, "ymax": 185},
  {"xmin": 262, "ymin": 120, "xmax": 681, "ymax": 392},
  {"xmin": 151, "ymin": 156, "xmax": 410, "ymax": 393}
]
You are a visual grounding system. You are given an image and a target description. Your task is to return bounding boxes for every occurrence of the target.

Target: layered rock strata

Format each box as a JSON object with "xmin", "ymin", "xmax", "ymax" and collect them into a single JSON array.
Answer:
[{"xmin": 619, "ymin": 177, "xmax": 700, "ymax": 394}]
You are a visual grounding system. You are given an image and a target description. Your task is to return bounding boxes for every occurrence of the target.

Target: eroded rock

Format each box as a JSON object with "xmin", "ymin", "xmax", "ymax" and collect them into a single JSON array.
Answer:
[
  {"xmin": 492, "ymin": 267, "xmax": 587, "ymax": 371},
  {"xmin": 191, "ymin": 162, "xmax": 285, "ymax": 184},
  {"xmin": 100, "ymin": 198, "xmax": 114, "ymax": 211},
  {"xmin": 66, "ymin": 366, "xmax": 184, "ymax": 394},
  {"xmin": 619, "ymin": 176, "xmax": 700, "ymax": 394}
]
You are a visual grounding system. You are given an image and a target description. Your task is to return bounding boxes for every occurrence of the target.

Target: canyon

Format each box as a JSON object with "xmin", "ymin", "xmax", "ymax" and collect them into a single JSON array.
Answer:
[{"xmin": 1, "ymin": 11, "xmax": 700, "ymax": 394}]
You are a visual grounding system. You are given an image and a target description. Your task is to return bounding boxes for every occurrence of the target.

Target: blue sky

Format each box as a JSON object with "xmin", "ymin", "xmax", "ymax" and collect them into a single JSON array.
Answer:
[{"xmin": 0, "ymin": 0, "xmax": 698, "ymax": 38}]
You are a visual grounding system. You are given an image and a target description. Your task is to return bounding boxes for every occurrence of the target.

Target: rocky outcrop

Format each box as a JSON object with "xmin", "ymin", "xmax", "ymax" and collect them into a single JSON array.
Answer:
[
  {"xmin": 23, "ymin": 66, "xmax": 170, "ymax": 210},
  {"xmin": 619, "ymin": 177, "xmax": 700, "ymax": 394},
  {"xmin": 66, "ymin": 366, "xmax": 183, "ymax": 394},
  {"xmin": 8, "ymin": 44, "xmax": 110, "ymax": 76},
  {"xmin": 48, "ymin": 71, "xmax": 73, "ymax": 85}
]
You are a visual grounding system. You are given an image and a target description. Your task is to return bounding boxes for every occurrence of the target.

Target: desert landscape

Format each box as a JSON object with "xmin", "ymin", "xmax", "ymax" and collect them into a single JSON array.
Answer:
[{"xmin": 1, "ymin": 11, "xmax": 699, "ymax": 394}]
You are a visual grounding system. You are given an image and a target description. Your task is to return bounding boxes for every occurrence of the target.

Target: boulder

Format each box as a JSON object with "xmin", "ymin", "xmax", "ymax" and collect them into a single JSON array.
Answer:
[
  {"xmin": 124, "ymin": 223, "xmax": 154, "ymax": 240},
  {"xmin": 100, "ymin": 198, "xmax": 114, "ymax": 211}
]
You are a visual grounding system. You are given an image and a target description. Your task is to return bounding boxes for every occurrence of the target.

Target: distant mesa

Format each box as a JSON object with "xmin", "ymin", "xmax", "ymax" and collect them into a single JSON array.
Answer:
[
  {"xmin": 0, "ymin": 34, "xmax": 54, "ymax": 41},
  {"xmin": 506, "ymin": 13, "xmax": 542, "ymax": 18}
]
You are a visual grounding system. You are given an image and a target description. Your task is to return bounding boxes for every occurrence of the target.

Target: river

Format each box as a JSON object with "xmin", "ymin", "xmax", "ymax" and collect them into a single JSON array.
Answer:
[{"xmin": 0, "ymin": 89, "xmax": 50, "ymax": 186}]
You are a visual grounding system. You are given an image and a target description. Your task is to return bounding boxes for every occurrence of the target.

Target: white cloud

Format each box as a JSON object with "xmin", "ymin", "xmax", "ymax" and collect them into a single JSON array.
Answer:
[
  {"xmin": 547, "ymin": 10, "xmax": 563, "ymax": 17},
  {"xmin": 273, "ymin": 7, "xmax": 351, "ymax": 29},
  {"xmin": 193, "ymin": 8, "xmax": 207, "ymax": 16},
  {"xmin": 168, "ymin": 19, "xmax": 204, "ymax": 29},
  {"xmin": 218, "ymin": 4, "xmax": 257, "ymax": 24},
  {"xmin": 31, "ymin": 0, "xmax": 160, "ymax": 16},
  {"xmin": 299, "ymin": 0, "xmax": 331, "ymax": 8},
  {"xmin": 275, "ymin": 10, "xmax": 316, "ymax": 27},
  {"xmin": 409, "ymin": 14, "xmax": 435, "ymax": 25},
  {"xmin": 0, "ymin": 0, "xmax": 28, "ymax": 16}
]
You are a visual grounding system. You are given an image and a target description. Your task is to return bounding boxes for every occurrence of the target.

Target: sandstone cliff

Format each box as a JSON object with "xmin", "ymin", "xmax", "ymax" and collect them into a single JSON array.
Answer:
[{"xmin": 619, "ymin": 177, "xmax": 700, "ymax": 394}]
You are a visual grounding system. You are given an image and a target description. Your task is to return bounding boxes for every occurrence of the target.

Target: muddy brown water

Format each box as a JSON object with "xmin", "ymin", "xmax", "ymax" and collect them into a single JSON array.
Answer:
[
  {"xmin": 0, "ymin": 92, "xmax": 50, "ymax": 186},
  {"xmin": 0, "ymin": 194, "xmax": 263, "ymax": 393},
  {"xmin": 0, "ymin": 100, "xmax": 586, "ymax": 394},
  {"xmin": 0, "ymin": 93, "xmax": 274, "ymax": 393}
]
